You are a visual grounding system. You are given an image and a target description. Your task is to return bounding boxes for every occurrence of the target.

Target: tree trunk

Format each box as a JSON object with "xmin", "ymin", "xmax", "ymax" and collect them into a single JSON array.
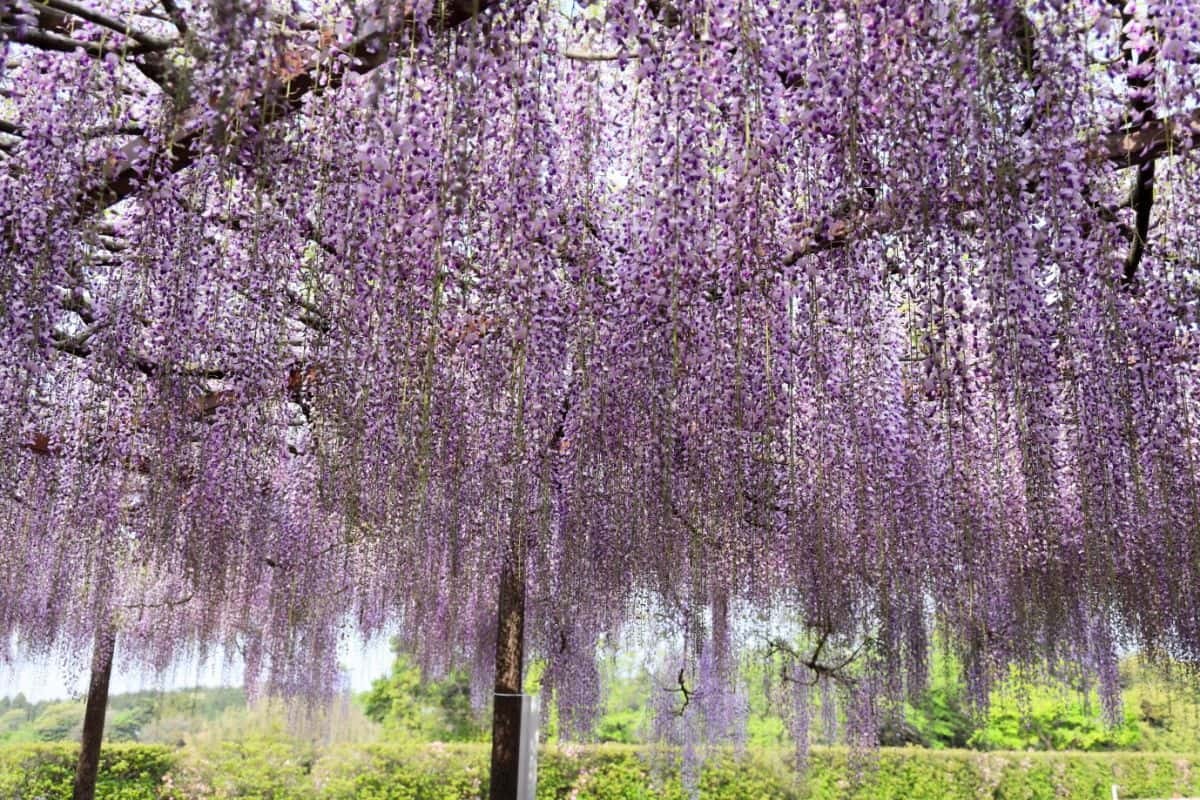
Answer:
[
  {"xmin": 488, "ymin": 545, "xmax": 526, "ymax": 800},
  {"xmin": 72, "ymin": 626, "xmax": 115, "ymax": 800}
]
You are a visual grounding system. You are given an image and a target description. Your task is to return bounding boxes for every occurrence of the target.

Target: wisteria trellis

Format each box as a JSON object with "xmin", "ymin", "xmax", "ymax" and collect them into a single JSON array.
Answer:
[{"xmin": 2, "ymin": 0, "xmax": 1200, "ymax": 781}]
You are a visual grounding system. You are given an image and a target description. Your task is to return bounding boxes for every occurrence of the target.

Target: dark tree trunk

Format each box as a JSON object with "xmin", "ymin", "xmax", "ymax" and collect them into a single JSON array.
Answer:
[
  {"xmin": 488, "ymin": 546, "xmax": 526, "ymax": 800},
  {"xmin": 72, "ymin": 626, "xmax": 115, "ymax": 800}
]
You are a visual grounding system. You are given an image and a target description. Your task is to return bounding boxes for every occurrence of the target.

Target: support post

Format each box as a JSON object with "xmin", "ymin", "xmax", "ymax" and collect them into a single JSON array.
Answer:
[
  {"xmin": 489, "ymin": 545, "xmax": 526, "ymax": 800},
  {"xmin": 72, "ymin": 625, "xmax": 115, "ymax": 800}
]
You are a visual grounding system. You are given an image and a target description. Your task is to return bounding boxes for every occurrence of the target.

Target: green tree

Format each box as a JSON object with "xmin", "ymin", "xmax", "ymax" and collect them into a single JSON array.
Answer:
[
  {"xmin": 594, "ymin": 656, "xmax": 651, "ymax": 744},
  {"xmin": 31, "ymin": 703, "xmax": 83, "ymax": 742},
  {"xmin": 902, "ymin": 672, "xmax": 977, "ymax": 749},
  {"xmin": 361, "ymin": 645, "xmax": 486, "ymax": 742},
  {"xmin": 968, "ymin": 687, "xmax": 1141, "ymax": 751},
  {"xmin": 106, "ymin": 704, "xmax": 156, "ymax": 742}
]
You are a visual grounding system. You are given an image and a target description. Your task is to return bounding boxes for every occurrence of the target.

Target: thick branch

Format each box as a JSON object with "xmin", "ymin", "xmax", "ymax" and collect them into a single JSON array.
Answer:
[
  {"xmin": 563, "ymin": 48, "xmax": 621, "ymax": 61},
  {"xmin": 545, "ymin": 379, "xmax": 573, "ymax": 454},
  {"xmin": 123, "ymin": 592, "xmax": 194, "ymax": 611},
  {"xmin": 1, "ymin": 22, "xmax": 112, "ymax": 56},
  {"xmin": 767, "ymin": 630, "xmax": 863, "ymax": 688},
  {"xmin": 1110, "ymin": 0, "xmax": 1158, "ymax": 284},
  {"xmin": 672, "ymin": 667, "xmax": 693, "ymax": 714},
  {"xmin": 285, "ymin": 288, "xmax": 331, "ymax": 333},
  {"xmin": 36, "ymin": 0, "xmax": 173, "ymax": 49},
  {"xmin": 0, "ymin": 119, "xmax": 19, "ymax": 155},
  {"xmin": 1124, "ymin": 157, "xmax": 1154, "ymax": 284},
  {"xmin": 22, "ymin": 361, "xmax": 318, "ymax": 464},
  {"xmin": 1100, "ymin": 111, "xmax": 1200, "ymax": 167},
  {"xmin": 51, "ymin": 320, "xmax": 110, "ymax": 357},
  {"xmin": 158, "ymin": 0, "xmax": 187, "ymax": 34},
  {"xmin": 77, "ymin": 0, "xmax": 502, "ymax": 216},
  {"xmin": 777, "ymin": 108, "xmax": 1200, "ymax": 270},
  {"xmin": 3, "ymin": 0, "xmax": 170, "ymax": 55}
]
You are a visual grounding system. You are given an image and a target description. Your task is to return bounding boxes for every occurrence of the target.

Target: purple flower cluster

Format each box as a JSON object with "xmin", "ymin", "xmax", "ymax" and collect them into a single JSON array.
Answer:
[{"xmin": 2, "ymin": 0, "xmax": 1199, "ymax": 753}]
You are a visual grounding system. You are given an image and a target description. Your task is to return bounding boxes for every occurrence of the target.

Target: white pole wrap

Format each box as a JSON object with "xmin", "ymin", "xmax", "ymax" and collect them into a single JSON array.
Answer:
[{"xmin": 517, "ymin": 694, "xmax": 539, "ymax": 800}]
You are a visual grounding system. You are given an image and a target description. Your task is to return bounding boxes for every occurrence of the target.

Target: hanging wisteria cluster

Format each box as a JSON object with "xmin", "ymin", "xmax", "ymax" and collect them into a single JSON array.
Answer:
[{"xmin": 2, "ymin": 0, "xmax": 1200, "ymax": 757}]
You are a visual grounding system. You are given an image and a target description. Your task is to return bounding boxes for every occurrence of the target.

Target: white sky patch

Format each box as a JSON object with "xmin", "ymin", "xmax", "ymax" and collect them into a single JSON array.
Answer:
[{"xmin": 0, "ymin": 633, "xmax": 393, "ymax": 703}]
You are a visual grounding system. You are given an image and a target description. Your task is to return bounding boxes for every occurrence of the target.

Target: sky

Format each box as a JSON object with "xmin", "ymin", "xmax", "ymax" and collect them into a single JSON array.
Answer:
[{"xmin": 0, "ymin": 633, "xmax": 394, "ymax": 703}]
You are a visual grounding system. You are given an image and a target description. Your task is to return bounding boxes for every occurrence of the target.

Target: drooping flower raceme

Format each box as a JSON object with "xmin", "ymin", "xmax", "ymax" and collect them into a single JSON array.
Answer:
[{"xmin": 2, "ymin": 0, "xmax": 1199, "ymax": 748}]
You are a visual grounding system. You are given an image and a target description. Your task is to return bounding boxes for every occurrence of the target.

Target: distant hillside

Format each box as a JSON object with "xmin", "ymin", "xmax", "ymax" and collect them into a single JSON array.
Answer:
[{"xmin": 0, "ymin": 686, "xmax": 246, "ymax": 745}]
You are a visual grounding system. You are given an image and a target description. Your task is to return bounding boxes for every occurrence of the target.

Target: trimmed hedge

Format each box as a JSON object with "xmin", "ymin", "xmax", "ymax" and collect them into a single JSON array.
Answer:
[
  {"xmin": 4, "ymin": 742, "xmax": 1200, "ymax": 799},
  {"xmin": 312, "ymin": 746, "xmax": 1200, "ymax": 800},
  {"xmin": 0, "ymin": 742, "xmax": 172, "ymax": 799}
]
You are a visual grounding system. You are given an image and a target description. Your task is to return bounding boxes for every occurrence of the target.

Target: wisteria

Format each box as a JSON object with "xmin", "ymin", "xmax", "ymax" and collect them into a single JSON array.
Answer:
[{"xmin": 2, "ymin": 0, "xmax": 1200, "ymax": 790}]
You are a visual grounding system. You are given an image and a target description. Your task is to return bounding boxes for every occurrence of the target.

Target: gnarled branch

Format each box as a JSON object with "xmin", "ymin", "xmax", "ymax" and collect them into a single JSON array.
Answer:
[{"xmin": 75, "ymin": 0, "xmax": 503, "ymax": 217}]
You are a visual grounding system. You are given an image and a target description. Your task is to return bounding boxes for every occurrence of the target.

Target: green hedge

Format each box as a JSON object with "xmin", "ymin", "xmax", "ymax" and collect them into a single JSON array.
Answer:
[
  {"xmin": 4, "ymin": 742, "xmax": 1200, "ymax": 799},
  {"xmin": 0, "ymin": 742, "xmax": 172, "ymax": 799},
  {"xmin": 313, "ymin": 746, "xmax": 1200, "ymax": 800}
]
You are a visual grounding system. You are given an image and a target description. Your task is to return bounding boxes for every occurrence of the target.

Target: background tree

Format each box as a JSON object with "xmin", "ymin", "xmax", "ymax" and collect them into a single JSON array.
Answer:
[{"xmin": 361, "ymin": 644, "xmax": 488, "ymax": 742}]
